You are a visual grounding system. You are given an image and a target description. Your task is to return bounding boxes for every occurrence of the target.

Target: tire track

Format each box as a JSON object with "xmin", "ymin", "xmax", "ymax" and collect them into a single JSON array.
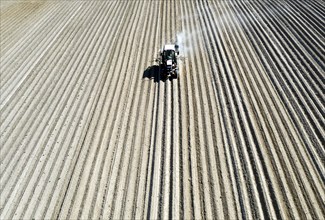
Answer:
[
  {"xmin": 140, "ymin": 2, "xmax": 162, "ymax": 219},
  {"xmin": 126, "ymin": 2, "xmax": 163, "ymax": 219},
  {"xmin": 160, "ymin": 1, "xmax": 173, "ymax": 219},
  {"xmin": 146, "ymin": 0, "xmax": 165, "ymax": 218},
  {"xmin": 173, "ymin": 2, "xmax": 183, "ymax": 219}
]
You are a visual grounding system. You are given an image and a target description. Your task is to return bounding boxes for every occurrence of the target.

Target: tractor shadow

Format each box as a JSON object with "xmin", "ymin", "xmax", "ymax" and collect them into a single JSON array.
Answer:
[{"xmin": 142, "ymin": 65, "xmax": 168, "ymax": 82}]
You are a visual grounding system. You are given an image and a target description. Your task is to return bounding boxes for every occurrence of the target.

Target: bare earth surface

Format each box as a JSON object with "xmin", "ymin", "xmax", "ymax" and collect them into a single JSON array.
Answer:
[{"xmin": 0, "ymin": 0, "xmax": 324, "ymax": 219}]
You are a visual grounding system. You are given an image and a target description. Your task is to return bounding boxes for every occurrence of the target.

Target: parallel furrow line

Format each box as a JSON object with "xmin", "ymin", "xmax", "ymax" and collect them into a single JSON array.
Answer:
[
  {"xmin": 285, "ymin": 1, "xmax": 323, "ymax": 36},
  {"xmin": 102, "ymin": 2, "xmax": 150, "ymax": 219},
  {"xmin": 100, "ymin": 2, "xmax": 146, "ymax": 219},
  {"xmin": 1, "ymin": 2, "xmax": 117, "ymax": 219},
  {"xmin": 30, "ymin": 2, "xmax": 122, "ymax": 219},
  {"xmin": 0, "ymin": 2, "xmax": 82, "ymax": 110},
  {"xmin": 54, "ymin": 2, "xmax": 133, "ymax": 219},
  {"xmin": 141, "ymin": 2, "xmax": 162, "ymax": 219},
  {"xmin": 190, "ymin": 1, "xmax": 223, "ymax": 219},
  {"xmin": 0, "ymin": 2, "xmax": 104, "ymax": 218},
  {"xmin": 1, "ymin": 2, "xmax": 55, "ymax": 53},
  {"xmin": 209, "ymin": 2, "xmax": 259, "ymax": 219},
  {"xmin": 0, "ymin": 2, "xmax": 74, "ymax": 85},
  {"xmin": 0, "ymin": 3, "xmax": 91, "ymax": 161},
  {"xmin": 176, "ymin": 1, "xmax": 195, "ymax": 219},
  {"xmin": 128, "ymin": 3, "xmax": 158, "ymax": 218},
  {"xmin": 251, "ymin": 0, "xmax": 323, "ymax": 173},
  {"xmin": 0, "ymin": 2, "xmax": 96, "ymax": 186},
  {"xmin": 247, "ymin": 1, "xmax": 324, "ymax": 171},
  {"xmin": 201, "ymin": 1, "xmax": 242, "ymax": 219},
  {"xmin": 237, "ymin": 2, "xmax": 322, "ymax": 218}
]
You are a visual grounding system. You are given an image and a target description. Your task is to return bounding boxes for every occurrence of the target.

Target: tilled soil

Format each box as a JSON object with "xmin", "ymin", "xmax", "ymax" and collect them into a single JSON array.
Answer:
[{"xmin": 0, "ymin": 0, "xmax": 324, "ymax": 219}]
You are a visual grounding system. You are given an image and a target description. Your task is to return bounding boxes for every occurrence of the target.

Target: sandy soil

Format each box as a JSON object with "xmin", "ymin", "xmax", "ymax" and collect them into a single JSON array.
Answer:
[{"xmin": 1, "ymin": 0, "xmax": 324, "ymax": 219}]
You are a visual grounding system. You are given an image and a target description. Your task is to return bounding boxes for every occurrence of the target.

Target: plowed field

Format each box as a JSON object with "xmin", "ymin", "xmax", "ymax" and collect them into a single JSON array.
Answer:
[{"xmin": 1, "ymin": 0, "xmax": 324, "ymax": 219}]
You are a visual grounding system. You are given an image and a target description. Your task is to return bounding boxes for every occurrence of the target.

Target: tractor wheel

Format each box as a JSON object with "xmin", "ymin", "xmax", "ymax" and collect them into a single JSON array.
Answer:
[{"xmin": 174, "ymin": 70, "xmax": 179, "ymax": 79}]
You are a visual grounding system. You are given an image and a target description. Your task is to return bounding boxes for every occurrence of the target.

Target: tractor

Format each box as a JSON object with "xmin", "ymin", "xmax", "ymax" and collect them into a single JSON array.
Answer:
[{"xmin": 160, "ymin": 44, "xmax": 179, "ymax": 79}]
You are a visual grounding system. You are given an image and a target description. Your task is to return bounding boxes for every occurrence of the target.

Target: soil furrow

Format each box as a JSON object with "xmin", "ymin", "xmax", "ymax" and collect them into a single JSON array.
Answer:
[
  {"xmin": 178, "ymin": 2, "xmax": 195, "ymax": 218},
  {"xmin": 1, "ymin": 2, "xmax": 119, "ymax": 219},
  {"xmin": 1, "ymin": 1, "xmax": 323, "ymax": 219},
  {"xmin": 0, "ymin": 1, "xmax": 87, "ymax": 207},
  {"xmin": 235, "ymin": 2, "xmax": 324, "ymax": 218},
  {"xmin": 54, "ymin": 2, "xmax": 129, "ymax": 218},
  {"xmin": 246, "ymin": 1, "xmax": 321, "ymax": 186},
  {"xmin": 0, "ymin": 3, "xmax": 78, "ymax": 96}
]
